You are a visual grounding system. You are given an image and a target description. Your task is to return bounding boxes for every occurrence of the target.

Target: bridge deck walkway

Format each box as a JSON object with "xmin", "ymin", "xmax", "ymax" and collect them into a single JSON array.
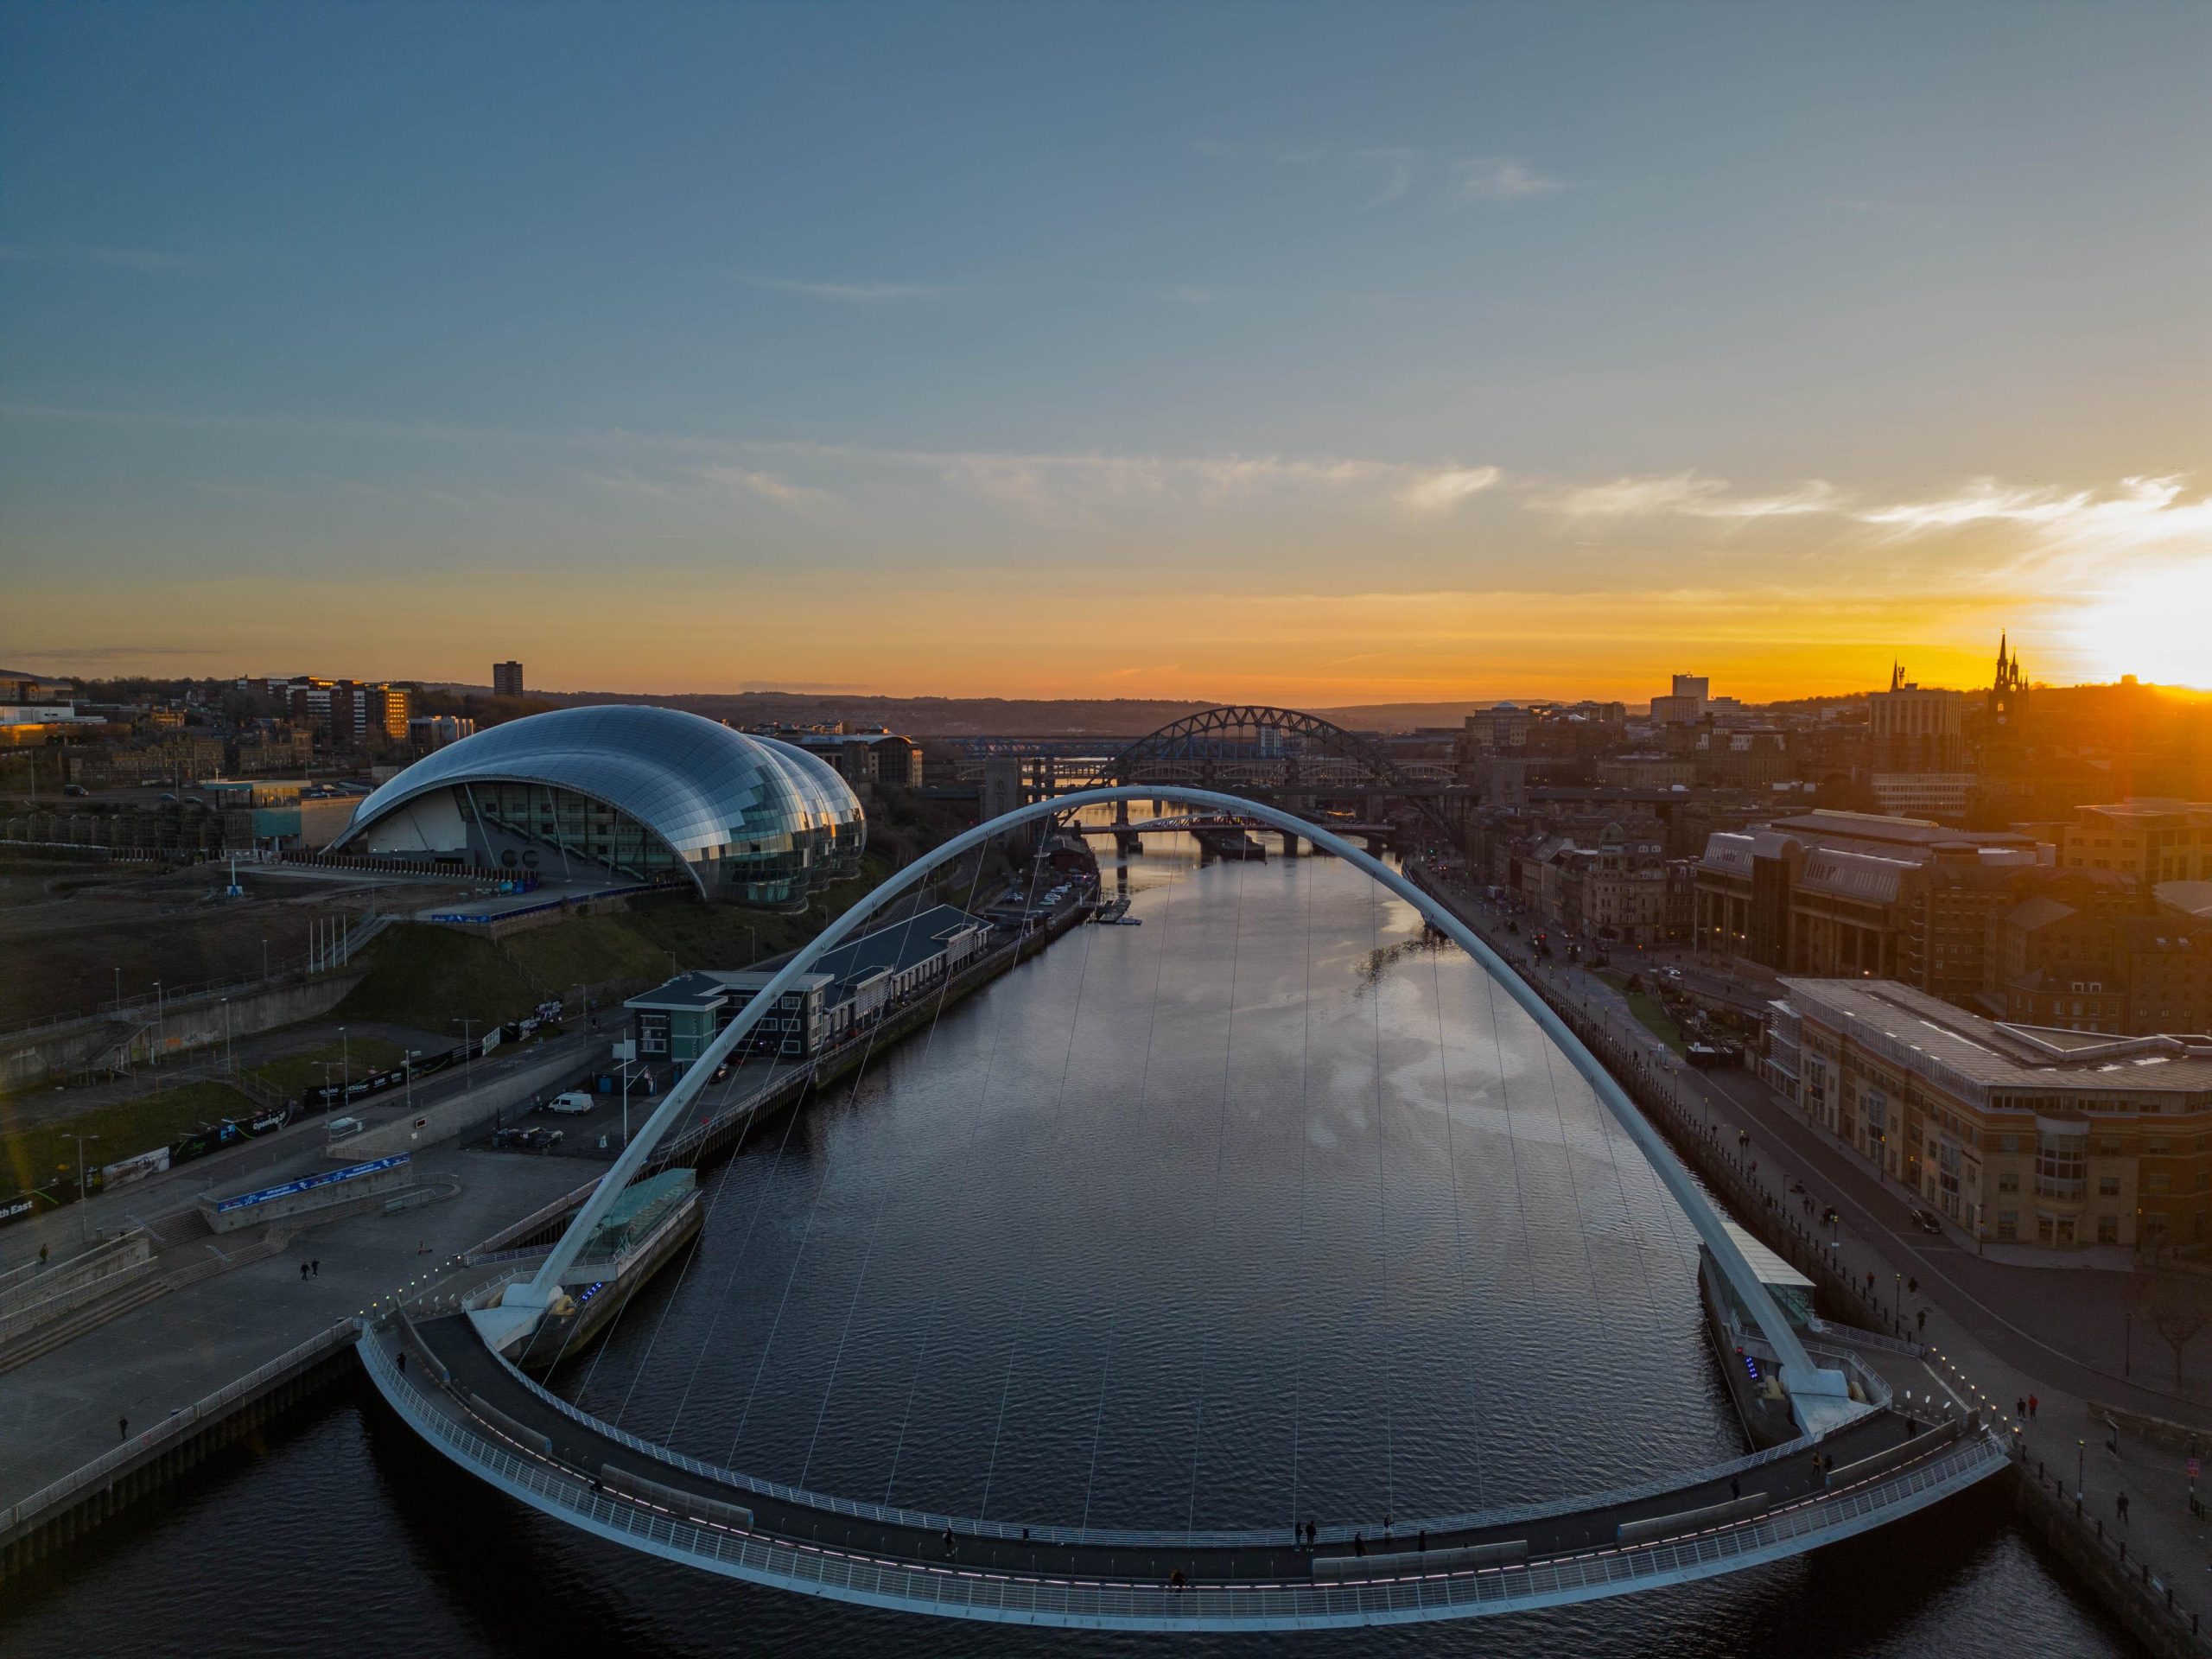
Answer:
[{"xmin": 402, "ymin": 1310, "xmax": 1954, "ymax": 1587}]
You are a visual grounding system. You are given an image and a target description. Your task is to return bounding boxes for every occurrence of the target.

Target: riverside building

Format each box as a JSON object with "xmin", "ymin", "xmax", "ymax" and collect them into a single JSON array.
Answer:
[{"xmin": 1769, "ymin": 978, "xmax": 2212, "ymax": 1250}]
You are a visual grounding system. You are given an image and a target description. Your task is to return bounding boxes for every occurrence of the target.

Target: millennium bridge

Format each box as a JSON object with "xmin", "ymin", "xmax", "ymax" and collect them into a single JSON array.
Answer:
[{"xmin": 359, "ymin": 786, "xmax": 2007, "ymax": 1631}]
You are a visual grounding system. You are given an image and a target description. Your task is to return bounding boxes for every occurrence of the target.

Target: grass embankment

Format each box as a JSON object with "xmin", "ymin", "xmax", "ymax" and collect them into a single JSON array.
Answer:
[
  {"xmin": 0, "ymin": 1079, "xmax": 255, "ymax": 1197},
  {"xmin": 241, "ymin": 1037, "xmax": 408, "ymax": 1102},
  {"xmin": 331, "ymin": 791, "xmax": 1007, "ymax": 1036},
  {"xmin": 1597, "ymin": 969, "xmax": 1689, "ymax": 1053},
  {"xmin": 334, "ymin": 924, "xmax": 539, "ymax": 1033}
]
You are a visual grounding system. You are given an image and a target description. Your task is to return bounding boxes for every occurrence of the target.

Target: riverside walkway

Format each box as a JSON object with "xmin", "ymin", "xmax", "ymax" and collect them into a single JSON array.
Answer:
[{"xmin": 370, "ymin": 1310, "xmax": 2002, "ymax": 1629}]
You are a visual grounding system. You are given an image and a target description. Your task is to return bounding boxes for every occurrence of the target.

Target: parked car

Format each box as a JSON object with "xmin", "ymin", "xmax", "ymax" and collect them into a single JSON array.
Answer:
[
  {"xmin": 62, "ymin": 783, "xmax": 89, "ymax": 797},
  {"xmin": 1908, "ymin": 1207, "xmax": 1945, "ymax": 1236},
  {"xmin": 545, "ymin": 1091, "xmax": 596, "ymax": 1115}
]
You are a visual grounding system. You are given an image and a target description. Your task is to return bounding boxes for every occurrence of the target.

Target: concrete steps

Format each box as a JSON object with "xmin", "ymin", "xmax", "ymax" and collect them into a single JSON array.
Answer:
[{"xmin": 0, "ymin": 1226, "xmax": 296, "ymax": 1376}]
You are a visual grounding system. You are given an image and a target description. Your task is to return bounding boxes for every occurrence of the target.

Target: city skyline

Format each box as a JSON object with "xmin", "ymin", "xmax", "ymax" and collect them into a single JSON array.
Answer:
[{"xmin": 3, "ymin": 4, "xmax": 2206, "ymax": 700}]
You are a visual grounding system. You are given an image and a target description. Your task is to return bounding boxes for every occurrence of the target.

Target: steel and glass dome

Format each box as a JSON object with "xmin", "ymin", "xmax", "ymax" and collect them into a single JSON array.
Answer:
[{"xmin": 331, "ymin": 705, "xmax": 865, "ymax": 906}]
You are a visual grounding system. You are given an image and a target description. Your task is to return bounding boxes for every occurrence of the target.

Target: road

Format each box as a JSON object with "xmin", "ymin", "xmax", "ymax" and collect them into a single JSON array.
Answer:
[{"xmin": 1414, "ymin": 862, "xmax": 2212, "ymax": 1620}]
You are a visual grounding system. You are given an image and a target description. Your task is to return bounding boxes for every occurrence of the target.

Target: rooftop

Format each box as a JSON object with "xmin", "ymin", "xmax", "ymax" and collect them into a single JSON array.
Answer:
[
  {"xmin": 1781, "ymin": 977, "xmax": 2212, "ymax": 1096},
  {"xmin": 626, "ymin": 905, "xmax": 992, "ymax": 1016}
]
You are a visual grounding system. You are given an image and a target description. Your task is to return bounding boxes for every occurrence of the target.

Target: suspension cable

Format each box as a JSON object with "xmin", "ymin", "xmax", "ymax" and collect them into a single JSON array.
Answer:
[
  {"xmin": 1286, "ymin": 835, "xmax": 1316, "ymax": 1537},
  {"xmin": 1077, "ymin": 835, "xmax": 1185, "ymax": 1538},
  {"xmin": 797, "ymin": 845, "xmax": 996, "ymax": 1489},
  {"xmin": 1367, "ymin": 872, "xmax": 1396, "ymax": 1517},
  {"xmin": 880, "ymin": 820, "xmax": 1070, "ymax": 1504},
  {"xmin": 722, "ymin": 873, "xmax": 991, "ymax": 1467},
  {"xmin": 1180, "ymin": 848, "xmax": 1250, "ymax": 1539},
  {"xmin": 1427, "ymin": 912, "xmax": 1491, "ymax": 1513},
  {"xmin": 974, "ymin": 910, "xmax": 1103, "ymax": 1520}
]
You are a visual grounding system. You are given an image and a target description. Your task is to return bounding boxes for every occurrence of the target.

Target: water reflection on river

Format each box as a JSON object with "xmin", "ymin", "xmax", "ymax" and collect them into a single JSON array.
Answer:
[{"xmin": 0, "ymin": 833, "xmax": 2138, "ymax": 1656}]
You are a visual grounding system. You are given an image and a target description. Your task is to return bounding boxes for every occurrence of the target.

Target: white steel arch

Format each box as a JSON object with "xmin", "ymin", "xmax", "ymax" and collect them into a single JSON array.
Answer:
[{"xmin": 497, "ymin": 786, "xmax": 1847, "ymax": 1421}]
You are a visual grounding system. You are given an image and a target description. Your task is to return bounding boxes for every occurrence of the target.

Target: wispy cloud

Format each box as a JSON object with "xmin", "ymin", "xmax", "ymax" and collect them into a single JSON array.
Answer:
[
  {"xmin": 736, "ymin": 275, "xmax": 949, "ymax": 303},
  {"xmin": 583, "ymin": 461, "xmax": 838, "ymax": 516},
  {"xmin": 1861, "ymin": 475, "xmax": 2212, "ymax": 580},
  {"xmin": 0, "ymin": 242, "xmax": 213, "ymax": 272},
  {"xmin": 1535, "ymin": 472, "xmax": 1840, "ymax": 520},
  {"xmin": 1858, "ymin": 479, "xmax": 2100, "ymax": 532},
  {"xmin": 1194, "ymin": 139, "xmax": 1419, "ymax": 205},
  {"xmin": 1198, "ymin": 140, "xmax": 1576, "ymax": 209},
  {"xmin": 1444, "ymin": 156, "xmax": 1573, "ymax": 205},
  {"xmin": 1400, "ymin": 466, "xmax": 1503, "ymax": 512},
  {"xmin": 3, "ymin": 644, "xmax": 224, "ymax": 663}
]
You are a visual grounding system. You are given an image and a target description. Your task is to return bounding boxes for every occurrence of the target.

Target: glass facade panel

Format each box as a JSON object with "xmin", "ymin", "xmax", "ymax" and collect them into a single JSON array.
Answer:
[{"xmin": 333, "ymin": 706, "xmax": 866, "ymax": 906}]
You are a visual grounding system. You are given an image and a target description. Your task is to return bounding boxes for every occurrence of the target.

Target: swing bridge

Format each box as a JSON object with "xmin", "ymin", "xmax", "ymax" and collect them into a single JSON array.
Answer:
[{"xmin": 359, "ymin": 786, "xmax": 2008, "ymax": 1630}]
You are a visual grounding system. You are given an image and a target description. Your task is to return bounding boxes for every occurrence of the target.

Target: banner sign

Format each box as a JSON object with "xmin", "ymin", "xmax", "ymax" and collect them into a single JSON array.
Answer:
[
  {"xmin": 102, "ymin": 1147, "xmax": 172, "ymax": 1189},
  {"xmin": 0, "ymin": 1192, "xmax": 46, "ymax": 1228},
  {"xmin": 213, "ymin": 1153, "xmax": 410, "ymax": 1215},
  {"xmin": 302, "ymin": 1046, "xmax": 461, "ymax": 1108}
]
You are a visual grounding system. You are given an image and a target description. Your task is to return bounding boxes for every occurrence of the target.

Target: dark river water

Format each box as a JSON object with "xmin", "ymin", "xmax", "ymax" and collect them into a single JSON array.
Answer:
[{"xmin": 1, "ymin": 835, "xmax": 2137, "ymax": 1656}]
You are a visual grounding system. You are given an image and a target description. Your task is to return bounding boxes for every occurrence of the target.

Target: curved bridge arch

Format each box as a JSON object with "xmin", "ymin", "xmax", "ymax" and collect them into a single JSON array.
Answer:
[
  {"xmin": 359, "ymin": 785, "xmax": 2022, "ymax": 1629},
  {"xmin": 505, "ymin": 785, "xmax": 1836, "ymax": 1408}
]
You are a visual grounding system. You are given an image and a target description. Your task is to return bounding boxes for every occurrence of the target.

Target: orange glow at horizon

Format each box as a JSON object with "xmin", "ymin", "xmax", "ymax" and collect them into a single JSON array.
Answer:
[{"xmin": 11, "ymin": 569, "xmax": 2183, "ymax": 704}]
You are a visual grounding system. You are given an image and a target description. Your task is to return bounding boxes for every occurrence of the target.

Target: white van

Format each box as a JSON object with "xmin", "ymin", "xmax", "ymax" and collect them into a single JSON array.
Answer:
[{"xmin": 545, "ymin": 1091, "xmax": 596, "ymax": 1115}]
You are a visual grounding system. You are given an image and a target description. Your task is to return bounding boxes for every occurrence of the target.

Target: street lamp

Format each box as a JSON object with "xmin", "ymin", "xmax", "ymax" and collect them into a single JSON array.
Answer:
[
  {"xmin": 63, "ymin": 1132, "xmax": 99, "ymax": 1239},
  {"xmin": 404, "ymin": 1049, "xmax": 421, "ymax": 1109},
  {"xmin": 340, "ymin": 1025, "xmax": 349, "ymax": 1101},
  {"xmin": 221, "ymin": 997, "xmax": 232, "ymax": 1076},
  {"xmin": 454, "ymin": 1019, "xmax": 476, "ymax": 1090},
  {"xmin": 2077, "ymin": 1439, "xmax": 2086, "ymax": 1500},
  {"xmin": 153, "ymin": 981, "xmax": 164, "ymax": 1065}
]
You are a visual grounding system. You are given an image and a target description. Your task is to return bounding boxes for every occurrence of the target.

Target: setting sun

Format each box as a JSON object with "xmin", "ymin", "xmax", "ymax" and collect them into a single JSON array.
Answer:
[{"xmin": 2069, "ymin": 563, "xmax": 2212, "ymax": 689}]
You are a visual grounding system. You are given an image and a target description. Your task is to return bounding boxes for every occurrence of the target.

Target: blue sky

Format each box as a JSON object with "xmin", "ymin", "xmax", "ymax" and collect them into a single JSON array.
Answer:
[{"xmin": 3, "ymin": 2, "xmax": 2207, "ymax": 698}]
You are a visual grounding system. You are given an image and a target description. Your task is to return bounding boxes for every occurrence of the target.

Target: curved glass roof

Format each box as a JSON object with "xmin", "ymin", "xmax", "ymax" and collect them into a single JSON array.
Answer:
[{"xmin": 333, "ymin": 706, "xmax": 865, "ymax": 890}]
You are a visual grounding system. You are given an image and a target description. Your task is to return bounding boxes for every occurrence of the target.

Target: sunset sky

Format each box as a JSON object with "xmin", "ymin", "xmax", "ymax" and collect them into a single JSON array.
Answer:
[{"xmin": 3, "ymin": 3, "xmax": 2207, "ymax": 703}]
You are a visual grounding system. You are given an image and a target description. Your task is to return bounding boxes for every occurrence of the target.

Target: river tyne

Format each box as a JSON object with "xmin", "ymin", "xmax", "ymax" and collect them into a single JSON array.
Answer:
[{"xmin": 1, "ymin": 834, "xmax": 2136, "ymax": 1657}]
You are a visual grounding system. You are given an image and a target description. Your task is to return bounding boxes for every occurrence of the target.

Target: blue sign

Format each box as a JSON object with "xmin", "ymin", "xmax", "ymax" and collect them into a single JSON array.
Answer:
[{"xmin": 214, "ymin": 1153, "xmax": 410, "ymax": 1214}]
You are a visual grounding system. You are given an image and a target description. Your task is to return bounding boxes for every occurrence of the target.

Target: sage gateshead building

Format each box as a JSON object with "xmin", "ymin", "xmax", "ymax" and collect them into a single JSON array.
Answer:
[{"xmin": 327, "ymin": 705, "xmax": 865, "ymax": 906}]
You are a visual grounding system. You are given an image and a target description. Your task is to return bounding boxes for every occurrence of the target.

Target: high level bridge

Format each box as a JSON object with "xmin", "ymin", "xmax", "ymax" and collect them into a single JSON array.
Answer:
[
  {"xmin": 359, "ymin": 787, "xmax": 2006, "ymax": 1630},
  {"xmin": 963, "ymin": 706, "xmax": 1470, "ymax": 842}
]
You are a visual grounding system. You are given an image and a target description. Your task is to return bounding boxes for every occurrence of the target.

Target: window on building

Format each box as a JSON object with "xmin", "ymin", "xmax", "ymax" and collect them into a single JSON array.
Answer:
[
  {"xmin": 2037, "ymin": 1128, "xmax": 2088, "ymax": 1199},
  {"xmin": 2150, "ymin": 1172, "xmax": 2172, "ymax": 1194},
  {"xmin": 2098, "ymin": 1215, "xmax": 2120, "ymax": 1244},
  {"xmin": 1997, "ymin": 1211, "xmax": 2018, "ymax": 1241},
  {"xmin": 2099, "ymin": 1174, "xmax": 2120, "ymax": 1197}
]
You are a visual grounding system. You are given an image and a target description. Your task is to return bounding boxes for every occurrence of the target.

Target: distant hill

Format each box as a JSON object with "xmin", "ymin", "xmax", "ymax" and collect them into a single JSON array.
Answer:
[
  {"xmin": 421, "ymin": 686, "xmax": 1566, "ymax": 736},
  {"xmin": 427, "ymin": 685, "xmax": 1220, "ymax": 737}
]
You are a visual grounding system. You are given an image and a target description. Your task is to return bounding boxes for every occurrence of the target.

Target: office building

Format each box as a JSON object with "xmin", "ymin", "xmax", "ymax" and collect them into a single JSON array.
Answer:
[
  {"xmin": 1771, "ymin": 978, "xmax": 2212, "ymax": 1249},
  {"xmin": 2040, "ymin": 799, "xmax": 2212, "ymax": 885},
  {"xmin": 627, "ymin": 904, "xmax": 992, "ymax": 1063},
  {"xmin": 493, "ymin": 661, "xmax": 524, "ymax": 697}
]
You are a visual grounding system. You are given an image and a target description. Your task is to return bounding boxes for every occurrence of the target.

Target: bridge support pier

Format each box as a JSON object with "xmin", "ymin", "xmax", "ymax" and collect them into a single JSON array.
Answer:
[{"xmin": 1279, "ymin": 830, "xmax": 1301, "ymax": 857}]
